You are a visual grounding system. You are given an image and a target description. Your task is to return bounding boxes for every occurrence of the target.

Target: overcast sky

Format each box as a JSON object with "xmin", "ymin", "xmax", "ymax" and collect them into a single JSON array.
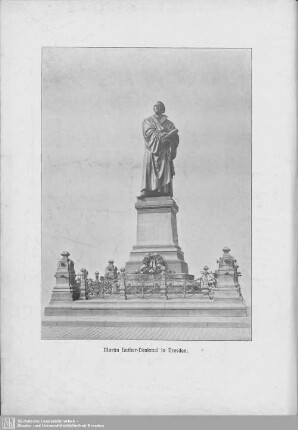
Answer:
[{"xmin": 42, "ymin": 48, "xmax": 251, "ymax": 305}]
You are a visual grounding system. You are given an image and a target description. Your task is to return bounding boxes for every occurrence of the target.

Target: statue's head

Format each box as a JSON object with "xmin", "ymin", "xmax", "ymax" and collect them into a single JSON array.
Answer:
[{"xmin": 153, "ymin": 101, "xmax": 165, "ymax": 115}]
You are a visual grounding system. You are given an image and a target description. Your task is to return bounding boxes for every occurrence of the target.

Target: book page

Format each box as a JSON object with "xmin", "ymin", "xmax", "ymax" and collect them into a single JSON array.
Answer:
[{"xmin": 1, "ymin": 0, "xmax": 296, "ymax": 415}]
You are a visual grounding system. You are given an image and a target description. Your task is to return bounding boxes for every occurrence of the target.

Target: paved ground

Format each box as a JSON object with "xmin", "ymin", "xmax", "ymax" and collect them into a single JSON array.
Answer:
[{"xmin": 42, "ymin": 325, "xmax": 251, "ymax": 341}]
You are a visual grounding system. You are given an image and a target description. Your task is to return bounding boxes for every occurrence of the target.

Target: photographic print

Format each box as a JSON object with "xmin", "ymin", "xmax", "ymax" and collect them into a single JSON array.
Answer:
[{"xmin": 41, "ymin": 47, "xmax": 251, "ymax": 341}]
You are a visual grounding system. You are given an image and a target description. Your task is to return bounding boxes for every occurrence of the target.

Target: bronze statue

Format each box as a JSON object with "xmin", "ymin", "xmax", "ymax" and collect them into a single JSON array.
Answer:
[
  {"xmin": 105, "ymin": 259, "xmax": 117, "ymax": 279},
  {"xmin": 139, "ymin": 101, "xmax": 179, "ymax": 198}
]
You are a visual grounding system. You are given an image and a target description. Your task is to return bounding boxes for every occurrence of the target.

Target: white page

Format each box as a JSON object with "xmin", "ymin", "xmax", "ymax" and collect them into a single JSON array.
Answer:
[{"xmin": 1, "ymin": 0, "xmax": 296, "ymax": 415}]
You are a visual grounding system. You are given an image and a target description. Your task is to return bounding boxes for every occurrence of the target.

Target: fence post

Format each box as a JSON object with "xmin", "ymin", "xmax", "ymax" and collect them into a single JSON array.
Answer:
[
  {"xmin": 160, "ymin": 267, "xmax": 168, "ymax": 299},
  {"xmin": 119, "ymin": 268, "xmax": 127, "ymax": 300},
  {"xmin": 112, "ymin": 279, "xmax": 118, "ymax": 295},
  {"xmin": 202, "ymin": 265, "xmax": 209, "ymax": 289},
  {"xmin": 79, "ymin": 268, "xmax": 87, "ymax": 300}
]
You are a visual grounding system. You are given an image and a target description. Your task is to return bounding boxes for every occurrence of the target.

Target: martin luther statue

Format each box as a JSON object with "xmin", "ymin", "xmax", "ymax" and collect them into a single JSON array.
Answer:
[{"xmin": 139, "ymin": 101, "xmax": 179, "ymax": 198}]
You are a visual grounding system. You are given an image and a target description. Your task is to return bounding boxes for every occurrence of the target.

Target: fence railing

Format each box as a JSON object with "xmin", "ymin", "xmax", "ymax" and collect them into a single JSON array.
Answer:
[{"xmin": 70, "ymin": 266, "xmax": 217, "ymax": 301}]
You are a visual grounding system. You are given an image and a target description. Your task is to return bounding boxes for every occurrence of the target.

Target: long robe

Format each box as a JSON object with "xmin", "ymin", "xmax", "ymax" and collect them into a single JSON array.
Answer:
[{"xmin": 141, "ymin": 114, "xmax": 179, "ymax": 195}]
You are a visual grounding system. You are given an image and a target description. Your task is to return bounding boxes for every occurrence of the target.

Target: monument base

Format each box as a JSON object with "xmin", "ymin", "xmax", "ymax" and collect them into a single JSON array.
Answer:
[{"xmin": 125, "ymin": 196, "xmax": 189, "ymax": 274}]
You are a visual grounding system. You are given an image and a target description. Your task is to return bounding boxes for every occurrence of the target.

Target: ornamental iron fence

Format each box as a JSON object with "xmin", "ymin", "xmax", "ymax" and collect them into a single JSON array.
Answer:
[
  {"xmin": 53, "ymin": 248, "xmax": 243, "ymax": 304},
  {"xmin": 69, "ymin": 266, "xmax": 217, "ymax": 301}
]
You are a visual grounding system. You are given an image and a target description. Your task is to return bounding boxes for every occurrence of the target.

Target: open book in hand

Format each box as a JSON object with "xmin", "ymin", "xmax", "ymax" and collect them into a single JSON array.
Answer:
[
  {"xmin": 165, "ymin": 128, "xmax": 178, "ymax": 138},
  {"xmin": 160, "ymin": 128, "xmax": 179, "ymax": 143}
]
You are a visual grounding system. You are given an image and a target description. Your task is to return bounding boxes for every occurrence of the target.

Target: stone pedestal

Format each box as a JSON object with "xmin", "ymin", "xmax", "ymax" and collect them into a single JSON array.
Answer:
[
  {"xmin": 49, "ymin": 251, "xmax": 73, "ymax": 303},
  {"xmin": 125, "ymin": 196, "xmax": 189, "ymax": 274},
  {"xmin": 213, "ymin": 247, "xmax": 243, "ymax": 302}
]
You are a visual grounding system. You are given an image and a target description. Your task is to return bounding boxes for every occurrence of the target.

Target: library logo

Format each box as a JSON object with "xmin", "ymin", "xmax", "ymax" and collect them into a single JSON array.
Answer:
[{"xmin": 1, "ymin": 418, "xmax": 15, "ymax": 430}]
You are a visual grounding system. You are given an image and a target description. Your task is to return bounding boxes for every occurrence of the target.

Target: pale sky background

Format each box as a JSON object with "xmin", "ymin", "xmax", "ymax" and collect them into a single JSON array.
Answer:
[{"xmin": 42, "ymin": 47, "xmax": 251, "ymax": 306}]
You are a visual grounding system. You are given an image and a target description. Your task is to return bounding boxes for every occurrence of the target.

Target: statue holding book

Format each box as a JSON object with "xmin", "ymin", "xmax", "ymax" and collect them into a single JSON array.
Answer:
[{"xmin": 139, "ymin": 101, "xmax": 179, "ymax": 198}]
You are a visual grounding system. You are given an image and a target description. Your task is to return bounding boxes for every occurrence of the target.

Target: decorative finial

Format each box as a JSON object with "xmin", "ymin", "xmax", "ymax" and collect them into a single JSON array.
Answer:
[{"xmin": 222, "ymin": 247, "xmax": 231, "ymax": 253}]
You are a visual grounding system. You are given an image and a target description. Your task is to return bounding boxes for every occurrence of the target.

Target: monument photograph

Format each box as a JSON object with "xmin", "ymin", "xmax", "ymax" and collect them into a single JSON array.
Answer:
[{"xmin": 41, "ymin": 47, "xmax": 251, "ymax": 340}]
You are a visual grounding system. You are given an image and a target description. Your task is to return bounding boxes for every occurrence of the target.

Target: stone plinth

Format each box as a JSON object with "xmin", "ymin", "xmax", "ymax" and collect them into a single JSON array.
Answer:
[
  {"xmin": 49, "ymin": 251, "xmax": 73, "ymax": 303},
  {"xmin": 125, "ymin": 196, "xmax": 189, "ymax": 274},
  {"xmin": 213, "ymin": 247, "xmax": 243, "ymax": 302}
]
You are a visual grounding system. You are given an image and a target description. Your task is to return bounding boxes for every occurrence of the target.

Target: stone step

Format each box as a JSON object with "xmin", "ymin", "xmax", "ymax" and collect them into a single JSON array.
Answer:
[
  {"xmin": 42, "ymin": 314, "xmax": 251, "ymax": 328},
  {"xmin": 44, "ymin": 300, "xmax": 247, "ymax": 317}
]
